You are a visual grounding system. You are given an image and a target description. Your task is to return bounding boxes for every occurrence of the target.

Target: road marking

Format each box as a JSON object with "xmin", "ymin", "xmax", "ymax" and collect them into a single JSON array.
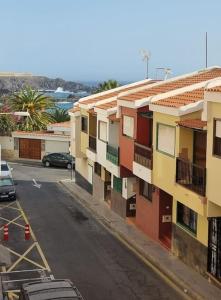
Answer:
[
  {"xmin": 16, "ymin": 201, "xmax": 51, "ymax": 272},
  {"xmin": 0, "ymin": 202, "xmax": 20, "ymax": 211},
  {"xmin": 0, "ymin": 214, "xmax": 25, "ymax": 230},
  {"xmin": 32, "ymin": 179, "xmax": 41, "ymax": 188},
  {"xmin": 6, "ymin": 244, "xmax": 47, "ymax": 272}
]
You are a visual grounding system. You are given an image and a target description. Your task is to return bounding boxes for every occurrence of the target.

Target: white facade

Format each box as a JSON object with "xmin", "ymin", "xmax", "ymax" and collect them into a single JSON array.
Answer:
[{"xmin": 133, "ymin": 161, "xmax": 152, "ymax": 184}]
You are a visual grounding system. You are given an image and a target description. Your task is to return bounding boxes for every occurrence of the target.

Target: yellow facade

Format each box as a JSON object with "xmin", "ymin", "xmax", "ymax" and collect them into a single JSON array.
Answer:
[
  {"xmin": 152, "ymin": 110, "xmax": 208, "ymax": 246},
  {"xmin": 206, "ymin": 100, "xmax": 221, "ymax": 211}
]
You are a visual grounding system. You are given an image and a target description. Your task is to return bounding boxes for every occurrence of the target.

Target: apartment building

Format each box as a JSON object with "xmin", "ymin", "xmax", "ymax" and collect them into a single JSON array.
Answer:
[{"xmin": 69, "ymin": 67, "xmax": 221, "ymax": 282}]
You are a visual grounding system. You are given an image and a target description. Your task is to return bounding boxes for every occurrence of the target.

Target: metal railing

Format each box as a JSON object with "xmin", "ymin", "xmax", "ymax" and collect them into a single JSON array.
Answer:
[
  {"xmin": 176, "ymin": 157, "xmax": 206, "ymax": 196},
  {"xmin": 134, "ymin": 142, "xmax": 152, "ymax": 169},
  {"xmin": 89, "ymin": 135, "xmax": 96, "ymax": 152},
  {"xmin": 106, "ymin": 144, "xmax": 119, "ymax": 165}
]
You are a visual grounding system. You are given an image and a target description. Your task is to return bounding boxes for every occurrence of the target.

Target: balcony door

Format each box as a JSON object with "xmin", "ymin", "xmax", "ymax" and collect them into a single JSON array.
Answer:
[{"xmin": 193, "ymin": 131, "xmax": 206, "ymax": 168}]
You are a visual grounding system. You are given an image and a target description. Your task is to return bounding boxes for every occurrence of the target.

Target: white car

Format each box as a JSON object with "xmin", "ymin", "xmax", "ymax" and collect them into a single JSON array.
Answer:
[{"xmin": 0, "ymin": 161, "xmax": 13, "ymax": 178}]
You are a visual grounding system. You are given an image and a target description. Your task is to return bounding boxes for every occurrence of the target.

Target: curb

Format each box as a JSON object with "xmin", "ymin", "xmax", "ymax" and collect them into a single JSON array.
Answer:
[{"xmin": 59, "ymin": 181, "xmax": 205, "ymax": 300}]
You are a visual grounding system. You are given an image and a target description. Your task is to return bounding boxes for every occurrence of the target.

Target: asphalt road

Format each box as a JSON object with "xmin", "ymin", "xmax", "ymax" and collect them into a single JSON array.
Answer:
[{"xmin": 8, "ymin": 162, "xmax": 184, "ymax": 300}]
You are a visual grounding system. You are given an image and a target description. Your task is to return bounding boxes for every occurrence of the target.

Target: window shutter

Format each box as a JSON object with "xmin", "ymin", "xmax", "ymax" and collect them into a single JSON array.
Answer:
[
  {"xmin": 157, "ymin": 124, "xmax": 175, "ymax": 156},
  {"xmin": 216, "ymin": 120, "xmax": 221, "ymax": 138},
  {"xmin": 123, "ymin": 116, "xmax": 134, "ymax": 138},
  {"xmin": 99, "ymin": 121, "xmax": 107, "ymax": 141}
]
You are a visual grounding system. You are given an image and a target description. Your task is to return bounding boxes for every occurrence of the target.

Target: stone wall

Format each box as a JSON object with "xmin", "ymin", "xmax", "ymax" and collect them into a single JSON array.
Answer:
[{"xmin": 172, "ymin": 223, "xmax": 208, "ymax": 276}]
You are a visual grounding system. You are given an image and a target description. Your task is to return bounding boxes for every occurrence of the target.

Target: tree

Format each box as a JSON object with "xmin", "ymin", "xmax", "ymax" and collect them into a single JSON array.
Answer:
[
  {"xmin": 10, "ymin": 86, "xmax": 55, "ymax": 131},
  {"xmin": 49, "ymin": 108, "xmax": 70, "ymax": 122},
  {"xmin": 0, "ymin": 114, "xmax": 16, "ymax": 136},
  {"xmin": 94, "ymin": 80, "xmax": 120, "ymax": 93}
]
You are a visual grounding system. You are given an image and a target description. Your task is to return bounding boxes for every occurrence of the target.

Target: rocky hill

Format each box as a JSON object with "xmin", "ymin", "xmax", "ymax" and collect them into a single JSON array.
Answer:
[{"xmin": 0, "ymin": 75, "xmax": 92, "ymax": 96}]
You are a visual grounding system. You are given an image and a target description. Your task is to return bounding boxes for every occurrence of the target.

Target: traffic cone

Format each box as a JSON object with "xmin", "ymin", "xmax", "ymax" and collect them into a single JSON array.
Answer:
[
  {"xmin": 3, "ymin": 224, "xmax": 9, "ymax": 241},
  {"xmin": 25, "ymin": 224, "xmax": 30, "ymax": 240}
]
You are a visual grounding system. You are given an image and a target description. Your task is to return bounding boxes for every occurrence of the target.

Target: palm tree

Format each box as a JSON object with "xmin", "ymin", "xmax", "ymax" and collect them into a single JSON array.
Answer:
[
  {"xmin": 49, "ymin": 108, "xmax": 70, "ymax": 122},
  {"xmin": 94, "ymin": 80, "xmax": 120, "ymax": 93},
  {"xmin": 10, "ymin": 86, "xmax": 55, "ymax": 131}
]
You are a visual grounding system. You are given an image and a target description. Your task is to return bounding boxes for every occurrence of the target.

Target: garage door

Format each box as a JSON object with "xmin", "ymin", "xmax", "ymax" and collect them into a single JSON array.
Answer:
[{"xmin": 19, "ymin": 138, "xmax": 41, "ymax": 159}]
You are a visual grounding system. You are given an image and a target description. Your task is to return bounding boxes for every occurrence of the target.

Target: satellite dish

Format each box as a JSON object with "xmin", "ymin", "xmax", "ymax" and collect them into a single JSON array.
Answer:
[{"xmin": 140, "ymin": 49, "xmax": 151, "ymax": 78}]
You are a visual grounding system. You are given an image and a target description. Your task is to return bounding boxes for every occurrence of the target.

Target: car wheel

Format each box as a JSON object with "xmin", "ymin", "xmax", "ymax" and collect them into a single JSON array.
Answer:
[
  {"xmin": 45, "ymin": 161, "xmax": 50, "ymax": 167},
  {"xmin": 67, "ymin": 163, "xmax": 72, "ymax": 169}
]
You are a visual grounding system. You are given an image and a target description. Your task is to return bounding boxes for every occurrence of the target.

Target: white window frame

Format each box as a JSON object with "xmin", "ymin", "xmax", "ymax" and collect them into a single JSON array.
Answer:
[
  {"xmin": 123, "ymin": 116, "xmax": 134, "ymax": 138},
  {"xmin": 157, "ymin": 123, "xmax": 175, "ymax": 156}
]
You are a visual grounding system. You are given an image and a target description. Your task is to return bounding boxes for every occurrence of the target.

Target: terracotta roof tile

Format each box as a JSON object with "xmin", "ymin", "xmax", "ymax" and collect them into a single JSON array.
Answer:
[
  {"xmin": 96, "ymin": 100, "xmax": 117, "ymax": 110},
  {"xmin": 69, "ymin": 106, "xmax": 80, "ymax": 113},
  {"xmin": 206, "ymin": 86, "xmax": 221, "ymax": 92},
  {"xmin": 152, "ymin": 88, "xmax": 204, "ymax": 108},
  {"xmin": 80, "ymin": 80, "xmax": 156, "ymax": 105},
  {"xmin": 176, "ymin": 119, "xmax": 207, "ymax": 130},
  {"xmin": 119, "ymin": 68, "xmax": 221, "ymax": 102}
]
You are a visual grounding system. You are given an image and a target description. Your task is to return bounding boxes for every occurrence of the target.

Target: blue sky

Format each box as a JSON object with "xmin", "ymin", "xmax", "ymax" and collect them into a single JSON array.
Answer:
[{"xmin": 0, "ymin": 0, "xmax": 221, "ymax": 82}]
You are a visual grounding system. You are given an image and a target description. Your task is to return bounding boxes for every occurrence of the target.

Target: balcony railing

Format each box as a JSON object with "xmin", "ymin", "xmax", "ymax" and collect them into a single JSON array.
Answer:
[
  {"xmin": 134, "ymin": 142, "xmax": 152, "ymax": 169},
  {"xmin": 89, "ymin": 135, "xmax": 96, "ymax": 152},
  {"xmin": 176, "ymin": 157, "xmax": 206, "ymax": 196},
  {"xmin": 106, "ymin": 144, "xmax": 119, "ymax": 165}
]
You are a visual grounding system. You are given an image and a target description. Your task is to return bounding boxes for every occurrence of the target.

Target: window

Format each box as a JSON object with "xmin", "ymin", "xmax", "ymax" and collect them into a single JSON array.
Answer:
[
  {"xmin": 81, "ymin": 116, "xmax": 88, "ymax": 133},
  {"xmin": 123, "ymin": 116, "xmax": 134, "ymax": 138},
  {"xmin": 113, "ymin": 176, "xmax": 122, "ymax": 193},
  {"xmin": 157, "ymin": 123, "xmax": 175, "ymax": 156},
  {"xmin": 177, "ymin": 202, "xmax": 197, "ymax": 234},
  {"xmin": 98, "ymin": 121, "xmax": 107, "ymax": 142},
  {"xmin": 213, "ymin": 119, "xmax": 221, "ymax": 157},
  {"xmin": 94, "ymin": 162, "xmax": 101, "ymax": 177},
  {"xmin": 140, "ymin": 180, "xmax": 152, "ymax": 201}
]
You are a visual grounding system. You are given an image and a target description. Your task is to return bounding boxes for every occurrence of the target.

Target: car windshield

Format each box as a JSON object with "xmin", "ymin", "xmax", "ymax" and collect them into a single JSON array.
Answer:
[
  {"xmin": 0, "ymin": 178, "xmax": 13, "ymax": 187},
  {"xmin": 1, "ymin": 164, "xmax": 9, "ymax": 171}
]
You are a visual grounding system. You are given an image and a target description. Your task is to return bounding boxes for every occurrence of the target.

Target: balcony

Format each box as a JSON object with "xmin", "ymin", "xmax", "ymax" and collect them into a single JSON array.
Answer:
[
  {"xmin": 89, "ymin": 135, "xmax": 96, "ymax": 152},
  {"xmin": 176, "ymin": 157, "xmax": 206, "ymax": 196},
  {"xmin": 106, "ymin": 144, "xmax": 119, "ymax": 165},
  {"xmin": 134, "ymin": 142, "xmax": 152, "ymax": 169}
]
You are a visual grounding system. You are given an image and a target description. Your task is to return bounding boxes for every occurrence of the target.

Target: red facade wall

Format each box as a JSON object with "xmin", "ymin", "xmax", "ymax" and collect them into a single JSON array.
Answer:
[
  {"xmin": 135, "ymin": 187, "xmax": 160, "ymax": 241},
  {"xmin": 119, "ymin": 107, "xmax": 137, "ymax": 172}
]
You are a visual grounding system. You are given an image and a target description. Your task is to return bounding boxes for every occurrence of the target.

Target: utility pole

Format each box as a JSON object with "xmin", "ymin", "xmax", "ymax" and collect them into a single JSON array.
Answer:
[{"xmin": 205, "ymin": 32, "xmax": 208, "ymax": 68}]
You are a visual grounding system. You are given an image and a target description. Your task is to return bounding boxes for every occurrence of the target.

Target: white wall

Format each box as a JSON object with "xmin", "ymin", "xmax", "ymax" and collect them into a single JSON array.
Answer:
[
  {"xmin": 96, "ymin": 114, "xmax": 109, "ymax": 168},
  {"xmin": 122, "ymin": 177, "xmax": 136, "ymax": 199},
  {"xmin": 45, "ymin": 140, "xmax": 69, "ymax": 154},
  {"xmin": 0, "ymin": 136, "xmax": 14, "ymax": 150}
]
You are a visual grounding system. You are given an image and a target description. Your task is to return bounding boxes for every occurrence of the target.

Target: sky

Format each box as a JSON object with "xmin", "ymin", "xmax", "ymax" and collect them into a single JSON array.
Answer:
[{"xmin": 0, "ymin": 0, "xmax": 221, "ymax": 83}]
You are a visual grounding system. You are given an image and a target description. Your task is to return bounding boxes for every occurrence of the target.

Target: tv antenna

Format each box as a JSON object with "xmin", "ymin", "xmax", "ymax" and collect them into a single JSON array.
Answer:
[
  {"xmin": 164, "ymin": 68, "xmax": 172, "ymax": 80},
  {"xmin": 140, "ymin": 49, "xmax": 151, "ymax": 79}
]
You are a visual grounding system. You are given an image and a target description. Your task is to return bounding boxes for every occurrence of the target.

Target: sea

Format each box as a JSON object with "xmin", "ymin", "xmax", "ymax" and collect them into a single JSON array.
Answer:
[{"xmin": 43, "ymin": 88, "xmax": 90, "ymax": 111}]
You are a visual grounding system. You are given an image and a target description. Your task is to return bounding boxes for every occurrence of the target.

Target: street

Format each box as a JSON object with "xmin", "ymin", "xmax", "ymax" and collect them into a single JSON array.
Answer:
[{"xmin": 1, "ymin": 163, "xmax": 184, "ymax": 300}]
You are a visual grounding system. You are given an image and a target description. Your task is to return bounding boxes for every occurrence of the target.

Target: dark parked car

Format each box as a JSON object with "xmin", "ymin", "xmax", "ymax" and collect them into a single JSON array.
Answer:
[
  {"xmin": 42, "ymin": 153, "xmax": 75, "ymax": 169},
  {"xmin": 0, "ymin": 176, "xmax": 16, "ymax": 201},
  {"xmin": 19, "ymin": 279, "xmax": 84, "ymax": 300}
]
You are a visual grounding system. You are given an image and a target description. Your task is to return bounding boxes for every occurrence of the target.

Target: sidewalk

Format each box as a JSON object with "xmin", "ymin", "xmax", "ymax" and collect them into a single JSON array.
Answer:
[
  {"xmin": 60, "ymin": 179, "xmax": 221, "ymax": 300},
  {"xmin": 8, "ymin": 159, "xmax": 43, "ymax": 168}
]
